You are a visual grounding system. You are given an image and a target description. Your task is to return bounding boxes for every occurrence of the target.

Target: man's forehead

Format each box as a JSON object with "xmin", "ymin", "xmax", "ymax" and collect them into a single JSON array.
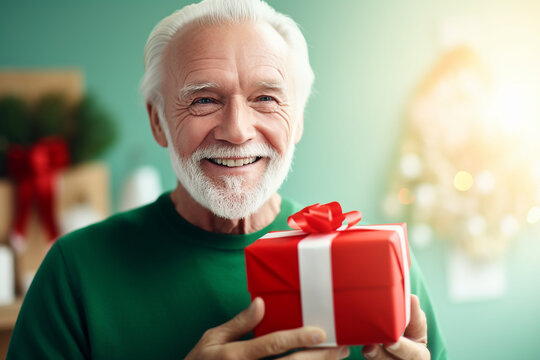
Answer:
[
  {"xmin": 182, "ymin": 62, "xmax": 286, "ymax": 87},
  {"xmin": 163, "ymin": 21, "xmax": 293, "ymax": 88}
]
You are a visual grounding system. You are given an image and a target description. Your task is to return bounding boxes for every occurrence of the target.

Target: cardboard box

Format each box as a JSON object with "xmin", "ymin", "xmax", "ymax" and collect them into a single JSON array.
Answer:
[{"xmin": 0, "ymin": 162, "xmax": 109, "ymax": 294}]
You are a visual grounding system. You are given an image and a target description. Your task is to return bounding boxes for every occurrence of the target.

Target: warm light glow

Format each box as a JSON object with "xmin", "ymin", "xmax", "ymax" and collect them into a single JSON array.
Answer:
[
  {"xmin": 532, "ymin": 162, "xmax": 540, "ymax": 180},
  {"xmin": 475, "ymin": 170, "xmax": 495, "ymax": 193},
  {"xmin": 398, "ymin": 188, "xmax": 415, "ymax": 204},
  {"xmin": 500, "ymin": 214, "xmax": 519, "ymax": 237},
  {"xmin": 400, "ymin": 154, "xmax": 423, "ymax": 179},
  {"xmin": 466, "ymin": 215, "xmax": 486, "ymax": 236},
  {"xmin": 415, "ymin": 183, "xmax": 436, "ymax": 207},
  {"xmin": 454, "ymin": 171, "xmax": 474, "ymax": 191},
  {"xmin": 527, "ymin": 206, "xmax": 540, "ymax": 224},
  {"xmin": 494, "ymin": 83, "xmax": 536, "ymax": 136},
  {"xmin": 387, "ymin": 40, "xmax": 540, "ymax": 259}
]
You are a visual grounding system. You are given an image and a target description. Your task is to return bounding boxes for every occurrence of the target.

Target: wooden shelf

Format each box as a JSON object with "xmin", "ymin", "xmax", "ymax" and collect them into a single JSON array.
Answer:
[{"xmin": 0, "ymin": 298, "xmax": 22, "ymax": 330}]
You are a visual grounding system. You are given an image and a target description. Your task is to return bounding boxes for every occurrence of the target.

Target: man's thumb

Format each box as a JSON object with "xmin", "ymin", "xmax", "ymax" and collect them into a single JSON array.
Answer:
[
  {"xmin": 404, "ymin": 294, "xmax": 428, "ymax": 343},
  {"xmin": 213, "ymin": 297, "xmax": 265, "ymax": 342}
]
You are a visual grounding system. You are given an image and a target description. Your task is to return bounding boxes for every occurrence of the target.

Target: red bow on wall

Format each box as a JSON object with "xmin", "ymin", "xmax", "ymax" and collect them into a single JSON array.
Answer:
[
  {"xmin": 287, "ymin": 202, "xmax": 363, "ymax": 233},
  {"xmin": 7, "ymin": 137, "xmax": 70, "ymax": 243}
]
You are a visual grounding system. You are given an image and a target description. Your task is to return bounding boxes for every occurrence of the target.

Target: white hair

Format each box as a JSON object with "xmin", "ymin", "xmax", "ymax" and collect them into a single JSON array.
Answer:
[{"xmin": 140, "ymin": 0, "xmax": 314, "ymax": 123}]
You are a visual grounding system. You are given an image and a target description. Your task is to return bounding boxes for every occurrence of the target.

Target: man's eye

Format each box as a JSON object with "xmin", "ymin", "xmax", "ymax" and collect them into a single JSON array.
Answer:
[
  {"xmin": 257, "ymin": 95, "xmax": 276, "ymax": 102},
  {"xmin": 192, "ymin": 97, "xmax": 215, "ymax": 105}
]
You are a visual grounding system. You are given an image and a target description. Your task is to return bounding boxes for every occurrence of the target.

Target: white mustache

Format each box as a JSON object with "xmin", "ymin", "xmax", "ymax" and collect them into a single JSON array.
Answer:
[{"xmin": 191, "ymin": 143, "xmax": 278, "ymax": 162}]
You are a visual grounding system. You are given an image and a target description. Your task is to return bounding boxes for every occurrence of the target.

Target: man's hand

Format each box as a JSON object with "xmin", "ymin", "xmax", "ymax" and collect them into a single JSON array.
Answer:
[
  {"xmin": 185, "ymin": 297, "xmax": 350, "ymax": 359},
  {"xmin": 362, "ymin": 295, "xmax": 430, "ymax": 360}
]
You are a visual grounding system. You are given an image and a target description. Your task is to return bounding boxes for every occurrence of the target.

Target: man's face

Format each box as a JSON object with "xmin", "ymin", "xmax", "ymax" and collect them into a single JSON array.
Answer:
[{"xmin": 158, "ymin": 21, "xmax": 300, "ymax": 219}]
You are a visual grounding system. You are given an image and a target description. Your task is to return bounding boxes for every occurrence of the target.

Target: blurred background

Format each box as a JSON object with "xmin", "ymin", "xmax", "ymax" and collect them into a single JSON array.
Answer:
[{"xmin": 1, "ymin": 0, "xmax": 540, "ymax": 358}]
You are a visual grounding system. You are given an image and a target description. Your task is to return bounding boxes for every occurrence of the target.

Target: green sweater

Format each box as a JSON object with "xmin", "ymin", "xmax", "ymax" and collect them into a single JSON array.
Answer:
[{"xmin": 7, "ymin": 193, "xmax": 447, "ymax": 359}]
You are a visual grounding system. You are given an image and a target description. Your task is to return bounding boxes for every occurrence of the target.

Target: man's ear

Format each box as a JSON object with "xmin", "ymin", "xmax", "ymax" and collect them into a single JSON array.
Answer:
[
  {"xmin": 294, "ymin": 115, "xmax": 304, "ymax": 144},
  {"xmin": 147, "ymin": 103, "xmax": 168, "ymax": 148}
]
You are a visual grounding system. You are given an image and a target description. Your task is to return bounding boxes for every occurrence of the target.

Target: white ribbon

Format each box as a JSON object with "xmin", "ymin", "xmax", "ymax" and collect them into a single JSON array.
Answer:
[
  {"xmin": 260, "ymin": 225, "xmax": 410, "ymax": 346},
  {"xmin": 298, "ymin": 232, "xmax": 340, "ymax": 346}
]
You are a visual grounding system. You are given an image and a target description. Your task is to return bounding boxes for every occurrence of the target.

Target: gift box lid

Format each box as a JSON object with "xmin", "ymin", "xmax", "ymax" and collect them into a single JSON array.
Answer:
[{"xmin": 245, "ymin": 224, "xmax": 409, "ymax": 294}]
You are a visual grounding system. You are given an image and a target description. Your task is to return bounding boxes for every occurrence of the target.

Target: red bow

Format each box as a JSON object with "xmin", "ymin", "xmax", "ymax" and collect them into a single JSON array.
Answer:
[
  {"xmin": 7, "ymin": 137, "xmax": 70, "ymax": 242},
  {"xmin": 287, "ymin": 202, "xmax": 362, "ymax": 233}
]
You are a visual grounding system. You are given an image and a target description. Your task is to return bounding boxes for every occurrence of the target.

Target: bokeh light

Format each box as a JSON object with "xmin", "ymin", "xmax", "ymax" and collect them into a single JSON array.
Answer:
[
  {"xmin": 415, "ymin": 183, "xmax": 436, "ymax": 207},
  {"xmin": 385, "ymin": 39, "xmax": 540, "ymax": 260},
  {"xmin": 454, "ymin": 171, "xmax": 474, "ymax": 192},
  {"xmin": 398, "ymin": 188, "xmax": 415, "ymax": 204},
  {"xmin": 466, "ymin": 215, "xmax": 487, "ymax": 236},
  {"xmin": 527, "ymin": 206, "xmax": 540, "ymax": 224},
  {"xmin": 500, "ymin": 214, "xmax": 520, "ymax": 237},
  {"xmin": 475, "ymin": 170, "xmax": 495, "ymax": 193},
  {"xmin": 400, "ymin": 154, "xmax": 423, "ymax": 179}
]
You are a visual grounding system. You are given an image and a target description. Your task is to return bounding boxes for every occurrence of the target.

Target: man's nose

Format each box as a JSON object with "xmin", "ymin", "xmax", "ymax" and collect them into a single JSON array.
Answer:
[{"xmin": 213, "ymin": 97, "xmax": 256, "ymax": 144}]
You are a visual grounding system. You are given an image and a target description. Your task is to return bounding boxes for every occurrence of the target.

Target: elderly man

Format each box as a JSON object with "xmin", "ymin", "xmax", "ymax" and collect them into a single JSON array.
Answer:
[{"xmin": 8, "ymin": 0, "xmax": 447, "ymax": 359}]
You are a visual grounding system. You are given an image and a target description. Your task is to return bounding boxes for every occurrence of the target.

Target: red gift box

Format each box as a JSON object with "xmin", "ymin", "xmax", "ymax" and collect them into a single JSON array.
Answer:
[{"xmin": 245, "ymin": 202, "xmax": 411, "ymax": 346}]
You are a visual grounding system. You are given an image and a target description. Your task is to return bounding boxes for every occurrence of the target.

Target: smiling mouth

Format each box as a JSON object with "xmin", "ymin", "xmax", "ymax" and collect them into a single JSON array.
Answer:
[{"xmin": 208, "ymin": 157, "xmax": 262, "ymax": 167}]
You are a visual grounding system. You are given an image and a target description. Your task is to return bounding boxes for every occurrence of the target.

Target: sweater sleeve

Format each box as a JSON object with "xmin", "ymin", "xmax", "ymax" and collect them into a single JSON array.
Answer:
[
  {"xmin": 6, "ymin": 241, "xmax": 89, "ymax": 360},
  {"xmin": 409, "ymin": 252, "xmax": 448, "ymax": 360}
]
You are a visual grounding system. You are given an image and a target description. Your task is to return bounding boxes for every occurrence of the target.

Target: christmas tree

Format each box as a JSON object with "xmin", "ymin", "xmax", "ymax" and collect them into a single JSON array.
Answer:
[{"xmin": 384, "ymin": 46, "xmax": 540, "ymax": 260}]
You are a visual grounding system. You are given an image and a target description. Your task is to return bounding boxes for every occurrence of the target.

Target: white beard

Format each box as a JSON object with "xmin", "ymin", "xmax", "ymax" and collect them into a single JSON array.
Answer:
[{"xmin": 167, "ymin": 141, "xmax": 295, "ymax": 219}]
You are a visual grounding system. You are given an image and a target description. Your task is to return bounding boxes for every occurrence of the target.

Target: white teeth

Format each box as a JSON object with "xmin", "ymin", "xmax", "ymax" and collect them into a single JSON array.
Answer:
[{"xmin": 211, "ymin": 157, "xmax": 257, "ymax": 167}]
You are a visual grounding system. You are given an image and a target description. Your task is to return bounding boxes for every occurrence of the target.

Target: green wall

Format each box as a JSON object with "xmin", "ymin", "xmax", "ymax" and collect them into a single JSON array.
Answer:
[{"xmin": 2, "ymin": 1, "xmax": 540, "ymax": 358}]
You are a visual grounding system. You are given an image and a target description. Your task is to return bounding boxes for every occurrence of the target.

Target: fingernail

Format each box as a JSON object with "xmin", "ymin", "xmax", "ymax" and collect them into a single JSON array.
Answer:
[
  {"xmin": 248, "ymin": 297, "xmax": 260, "ymax": 315},
  {"xmin": 386, "ymin": 342, "xmax": 400, "ymax": 351},
  {"xmin": 338, "ymin": 346, "xmax": 350, "ymax": 359},
  {"xmin": 312, "ymin": 331, "xmax": 324, "ymax": 344},
  {"xmin": 364, "ymin": 345, "xmax": 378, "ymax": 358}
]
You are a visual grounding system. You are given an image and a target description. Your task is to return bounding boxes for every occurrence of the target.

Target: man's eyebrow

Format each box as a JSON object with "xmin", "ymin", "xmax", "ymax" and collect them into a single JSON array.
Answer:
[
  {"xmin": 257, "ymin": 81, "xmax": 286, "ymax": 91},
  {"xmin": 179, "ymin": 82, "xmax": 220, "ymax": 100},
  {"xmin": 256, "ymin": 81, "xmax": 288, "ymax": 97}
]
